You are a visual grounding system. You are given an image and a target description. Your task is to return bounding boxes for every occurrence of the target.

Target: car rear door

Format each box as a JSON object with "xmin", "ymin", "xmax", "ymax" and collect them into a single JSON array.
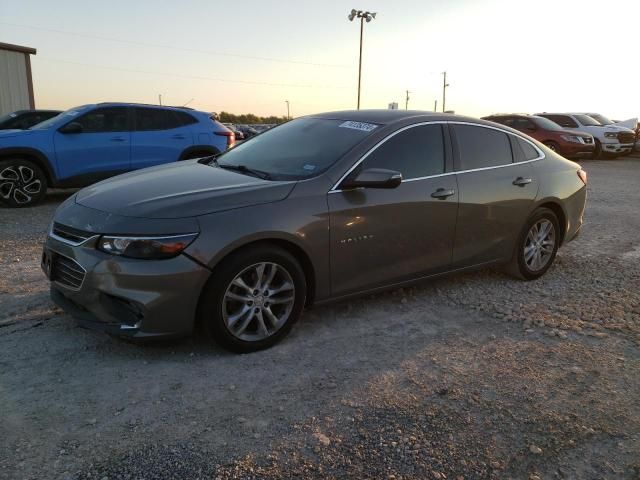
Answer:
[
  {"xmin": 130, "ymin": 107, "xmax": 195, "ymax": 170},
  {"xmin": 328, "ymin": 123, "xmax": 459, "ymax": 296},
  {"xmin": 450, "ymin": 123, "xmax": 540, "ymax": 267},
  {"xmin": 53, "ymin": 106, "xmax": 131, "ymax": 183}
]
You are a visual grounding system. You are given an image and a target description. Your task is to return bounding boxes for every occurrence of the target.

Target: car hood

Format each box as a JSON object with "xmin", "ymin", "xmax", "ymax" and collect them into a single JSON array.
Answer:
[
  {"xmin": 0, "ymin": 129, "xmax": 36, "ymax": 140},
  {"xmin": 75, "ymin": 160, "xmax": 296, "ymax": 219}
]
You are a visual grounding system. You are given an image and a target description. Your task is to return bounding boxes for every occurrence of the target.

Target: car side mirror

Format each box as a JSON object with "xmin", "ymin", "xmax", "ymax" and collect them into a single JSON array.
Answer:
[
  {"xmin": 341, "ymin": 168, "xmax": 402, "ymax": 190},
  {"xmin": 59, "ymin": 122, "xmax": 83, "ymax": 134}
]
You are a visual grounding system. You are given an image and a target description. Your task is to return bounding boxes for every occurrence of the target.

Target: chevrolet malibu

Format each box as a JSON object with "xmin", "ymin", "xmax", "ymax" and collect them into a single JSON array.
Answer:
[{"xmin": 42, "ymin": 111, "xmax": 587, "ymax": 352}]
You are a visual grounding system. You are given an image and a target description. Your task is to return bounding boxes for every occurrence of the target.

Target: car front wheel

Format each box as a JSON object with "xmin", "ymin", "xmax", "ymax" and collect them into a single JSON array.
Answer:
[
  {"xmin": 199, "ymin": 244, "xmax": 306, "ymax": 353},
  {"xmin": 506, "ymin": 208, "xmax": 560, "ymax": 281},
  {"xmin": 0, "ymin": 159, "xmax": 47, "ymax": 207}
]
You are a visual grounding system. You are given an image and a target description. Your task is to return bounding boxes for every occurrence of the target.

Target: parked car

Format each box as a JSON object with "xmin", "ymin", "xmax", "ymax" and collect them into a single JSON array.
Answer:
[
  {"xmin": 222, "ymin": 123, "xmax": 245, "ymax": 140},
  {"xmin": 536, "ymin": 112, "xmax": 635, "ymax": 158},
  {"xmin": 482, "ymin": 114, "xmax": 595, "ymax": 158},
  {"xmin": 43, "ymin": 110, "xmax": 587, "ymax": 352},
  {"xmin": 0, "ymin": 103, "xmax": 234, "ymax": 207},
  {"xmin": 0, "ymin": 109, "xmax": 61, "ymax": 130},
  {"xmin": 237, "ymin": 125, "xmax": 260, "ymax": 139}
]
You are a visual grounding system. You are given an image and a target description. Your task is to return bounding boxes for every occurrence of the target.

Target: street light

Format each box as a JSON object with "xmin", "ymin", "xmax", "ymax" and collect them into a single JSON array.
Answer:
[
  {"xmin": 285, "ymin": 100, "xmax": 290, "ymax": 120},
  {"xmin": 348, "ymin": 9, "xmax": 377, "ymax": 110}
]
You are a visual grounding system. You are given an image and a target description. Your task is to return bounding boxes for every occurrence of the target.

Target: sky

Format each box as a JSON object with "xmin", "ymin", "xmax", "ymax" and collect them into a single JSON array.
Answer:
[{"xmin": 1, "ymin": 0, "xmax": 639, "ymax": 119}]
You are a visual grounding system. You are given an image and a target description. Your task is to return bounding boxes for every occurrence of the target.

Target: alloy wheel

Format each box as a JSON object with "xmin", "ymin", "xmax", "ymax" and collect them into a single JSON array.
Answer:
[
  {"xmin": 0, "ymin": 165, "xmax": 42, "ymax": 205},
  {"xmin": 524, "ymin": 219, "xmax": 556, "ymax": 271},
  {"xmin": 222, "ymin": 262, "xmax": 295, "ymax": 341}
]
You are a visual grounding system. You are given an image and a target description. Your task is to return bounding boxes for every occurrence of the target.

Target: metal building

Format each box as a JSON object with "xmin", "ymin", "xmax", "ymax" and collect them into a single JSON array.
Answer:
[{"xmin": 0, "ymin": 42, "xmax": 36, "ymax": 115}]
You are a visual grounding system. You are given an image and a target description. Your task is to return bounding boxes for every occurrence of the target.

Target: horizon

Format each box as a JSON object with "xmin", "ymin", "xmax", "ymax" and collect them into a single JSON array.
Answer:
[{"xmin": 2, "ymin": 0, "xmax": 639, "ymax": 120}]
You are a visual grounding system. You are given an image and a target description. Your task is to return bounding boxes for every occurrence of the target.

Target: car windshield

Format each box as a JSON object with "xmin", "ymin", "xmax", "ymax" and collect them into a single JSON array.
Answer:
[
  {"xmin": 29, "ymin": 107, "xmax": 85, "ymax": 130},
  {"xmin": 531, "ymin": 116, "xmax": 565, "ymax": 131},
  {"xmin": 213, "ymin": 117, "xmax": 379, "ymax": 180},
  {"xmin": 574, "ymin": 114, "xmax": 601, "ymax": 127},
  {"xmin": 587, "ymin": 113, "xmax": 613, "ymax": 125}
]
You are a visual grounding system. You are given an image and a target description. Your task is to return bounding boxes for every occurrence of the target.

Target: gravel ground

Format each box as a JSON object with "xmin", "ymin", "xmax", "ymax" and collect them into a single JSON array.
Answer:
[{"xmin": 1, "ymin": 157, "xmax": 639, "ymax": 479}]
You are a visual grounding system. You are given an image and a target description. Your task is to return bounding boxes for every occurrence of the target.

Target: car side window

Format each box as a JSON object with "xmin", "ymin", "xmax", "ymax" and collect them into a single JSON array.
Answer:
[
  {"xmin": 362, "ymin": 124, "xmax": 445, "ymax": 179},
  {"xmin": 454, "ymin": 124, "xmax": 513, "ymax": 170},
  {"xmin": 546, "ymin": 115, "xmax": 578, "ymax": 128},
  {"xmin": 174, "ymin": 111, "xmax": 198, "ymax": 127},
  {"xmin": 134, "ymin": 108, "xmax": 177, "ymax": 131},
  {"xmin": 513, "ymin": 118, "xmax": 535, "ymax": 131},
  {"xmin": 516, "ymin": 137, "xmax": 540, "ymax": 160},
  {"xmin": 74, "ymin": 107, "xmax": 129, "ymax": 133}
]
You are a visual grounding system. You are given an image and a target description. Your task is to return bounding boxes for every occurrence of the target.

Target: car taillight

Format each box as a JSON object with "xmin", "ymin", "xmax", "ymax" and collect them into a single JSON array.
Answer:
[
  {"xmin": 215, "ymin": 131, "xmax": 235, "ymax": 148},
  {"xmin": 577, "ymin": 169, "xmax": 587, "ymax": 185}
]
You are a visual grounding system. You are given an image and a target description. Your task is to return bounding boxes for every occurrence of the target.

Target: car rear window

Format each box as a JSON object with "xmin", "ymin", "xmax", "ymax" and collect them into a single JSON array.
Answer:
[
  {"xmin": 454, "ymin": 124, "xmax": 513, "ymax": 170},
  {"xmin": 215, "ymin": 118, "xmax": 378, "ymax": 180},
  {"xmin": 516, "ymin": 137, "xmax": 540, "ymax": 160}
]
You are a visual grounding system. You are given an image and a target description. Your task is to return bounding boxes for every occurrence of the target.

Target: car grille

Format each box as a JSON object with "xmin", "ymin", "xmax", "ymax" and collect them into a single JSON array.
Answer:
[
  {"xmin": 52, "ymin": 222, "xmax": 94, "ymax": 245},
  {"xmin": 51, "ymin": 254, "xmax": 86, "ymax": 290},
  {"xmin": 582, "ymin": 137, "xmax": 593, "ymax": 144},
  {"xmin": 618, "ymin": 132, "xmax": 635, "ymax": 144}
]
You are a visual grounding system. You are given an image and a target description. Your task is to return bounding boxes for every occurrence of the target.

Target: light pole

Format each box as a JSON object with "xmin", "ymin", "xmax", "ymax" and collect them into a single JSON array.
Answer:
[
  {"xmin": 442, "ymin": 71, "xmax": 450, "ymax": 113},
  {"xmin": 285, "ymin": 100, "xmax": 290, "ymax": 120},
  {"xmin": 405, "ymin": 90, "xmax": 411, "ymax": 110},
  {"xmin": 348, "ymin": 9, "xmax": 377, "ymax": 110}
]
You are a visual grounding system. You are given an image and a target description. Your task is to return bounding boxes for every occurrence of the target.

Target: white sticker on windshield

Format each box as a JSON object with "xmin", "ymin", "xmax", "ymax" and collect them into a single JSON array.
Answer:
[
  {"xmin": 339, "ymin": 121, "xmax": 378, "ymax": 132},
  {"xmin": 303, "ymin": 164, "xmax": 316, "ymax": 171}
]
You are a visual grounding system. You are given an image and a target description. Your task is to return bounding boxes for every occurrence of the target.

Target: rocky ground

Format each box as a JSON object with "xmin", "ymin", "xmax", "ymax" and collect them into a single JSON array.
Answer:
[{"xmin": 1, "ymin": 157, "xmax": 639, "ymax": 479}]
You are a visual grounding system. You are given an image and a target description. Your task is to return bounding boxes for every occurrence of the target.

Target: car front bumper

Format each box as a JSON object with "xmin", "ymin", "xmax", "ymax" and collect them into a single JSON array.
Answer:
[
  {"xmin": 43, "ymin": 234, "xmax": 211, "ymax": 339},
  {"xmin": 560, "ymin": 143, "xmax": 595, "ymax": 158},
  {"xmin": 602, "ymin": 142, "xmax": 634, "ymax": 154}
]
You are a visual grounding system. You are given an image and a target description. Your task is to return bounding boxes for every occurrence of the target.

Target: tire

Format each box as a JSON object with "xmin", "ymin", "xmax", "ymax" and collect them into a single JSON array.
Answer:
[
  {"xmin": 506, "ymin": 208, "xmax": 560, "ymax": 281},
  {"xmin": 543, "ymin": 141, "xmax": 560, "ymax": 153},
  {"xmin": 592, "ymin": 139, "xmax": 602, "ymax": 159},
  {"xmin": 0, "ymin": 159, "xmax": 47, "ymax": 207},
  {"xmin": 199, "ymin": 244, "xmax": 307, "ymax": 353}
]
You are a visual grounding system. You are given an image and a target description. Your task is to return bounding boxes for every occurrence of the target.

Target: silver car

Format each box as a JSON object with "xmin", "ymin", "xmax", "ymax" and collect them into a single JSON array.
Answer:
[{"xmin": 42, "ymin": 111, "xmax": 587, "ymax": 352}]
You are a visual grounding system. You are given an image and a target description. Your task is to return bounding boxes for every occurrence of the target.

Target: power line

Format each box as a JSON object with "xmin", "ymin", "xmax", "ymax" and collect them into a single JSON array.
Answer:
[
  {"xmin": 0, "ymin": 21, "xmax": 351, "ymax": 69},
  {"xmin": 36, "ymin": 57, "xmax": 351, "ymax": 89}
]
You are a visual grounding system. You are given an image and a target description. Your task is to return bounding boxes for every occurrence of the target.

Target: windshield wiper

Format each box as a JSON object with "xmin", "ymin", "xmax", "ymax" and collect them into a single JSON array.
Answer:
[{"xmin": 216, "ymin": 163, "xmax": 272, "ymax": 180}]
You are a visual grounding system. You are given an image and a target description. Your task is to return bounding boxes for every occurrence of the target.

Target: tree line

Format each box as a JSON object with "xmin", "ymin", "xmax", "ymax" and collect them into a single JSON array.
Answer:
[{"xmin": 217, "ymin": 111, "xmax": 289, "ymax": 125}]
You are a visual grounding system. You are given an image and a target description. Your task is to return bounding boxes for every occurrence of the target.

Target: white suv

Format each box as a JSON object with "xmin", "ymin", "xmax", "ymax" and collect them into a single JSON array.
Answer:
[{"xmin": 536, "ymin": 112, "xmax": 635, "ymax": 158}]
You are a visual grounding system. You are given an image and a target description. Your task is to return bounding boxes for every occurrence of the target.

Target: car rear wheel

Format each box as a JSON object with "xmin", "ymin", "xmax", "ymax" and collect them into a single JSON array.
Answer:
[
  {"xmin": 199, "ymin": 244, "xmax": 306, "ymax": 353},
  {"xmin": 543, "ymin": 141, "xmax": 560, "ymax": 153},
  {"xmin": 0, "ymin": 159, "xmax": 47, "ymax": 207},
  {"xmin": 506, "ymin": 208, "xmax": 560, "ymax": 281}
]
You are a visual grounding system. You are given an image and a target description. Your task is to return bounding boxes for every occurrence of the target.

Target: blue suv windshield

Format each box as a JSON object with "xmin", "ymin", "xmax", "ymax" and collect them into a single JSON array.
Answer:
[
  {"xmin": 215, "ymin": 118, "xmax": 379, "ymax": 180},
  {"xmin": 30, "ymin": 106, "xmax": 90, "ymax": 130}
]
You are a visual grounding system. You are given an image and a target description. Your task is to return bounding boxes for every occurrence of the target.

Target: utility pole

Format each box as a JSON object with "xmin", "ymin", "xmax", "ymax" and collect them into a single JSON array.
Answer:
[
  {"xmin": 434, "ymin": 99, "xmax": 437, "ymax": 112},
  {"xmin": 158, "ymin": 94, "xmax": 162, "ymax": 106},
  {"xmin": 405, "ymin": 90, "xmax": 411, "ymax": 110},
  {"xmin": 285, "ymin": 100, "xmax": 290, "ymax": 120},
  {"xmin": 442, "ymin": 71, "xmax": 449, "ymax": 113},
  {"xmin": 348, "ymin": 9, "xmax": 377, "ymax": 110}
]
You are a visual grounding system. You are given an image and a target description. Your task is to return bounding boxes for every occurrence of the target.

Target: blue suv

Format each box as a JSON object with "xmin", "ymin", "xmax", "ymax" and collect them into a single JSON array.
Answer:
[{"xmin": 0, "ymin": 103, "xmax": 234, "ymax": 207}]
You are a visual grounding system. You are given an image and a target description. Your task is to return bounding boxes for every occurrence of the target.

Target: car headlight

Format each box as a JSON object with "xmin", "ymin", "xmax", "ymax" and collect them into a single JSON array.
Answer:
[
  {"xmin": 560, "ymin": 134, "xmax": 582, "ymax": 144},
  {"xmin": 98, "ymin": 233, "xmax": 198, "ymax": 259},
  {"xmin": 604, "ymin": 132, "xmax": 618, "ymax": 138}
]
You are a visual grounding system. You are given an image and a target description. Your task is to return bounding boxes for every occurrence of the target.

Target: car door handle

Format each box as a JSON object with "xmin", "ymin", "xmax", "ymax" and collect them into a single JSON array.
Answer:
[
  {"xmin": 430, "ymin": 188, "xmax": 455, "ymax": 199},
  {"xmin": 110, "ymin": 136, "xmax": 126, "ymax": 142},
  {"xmin": 513, "ymin": 177, "xmax": 532, "ymax": 187},
  {"xmin": 171, "ymin": 134, "xmax": 186, "ymax": 140}
]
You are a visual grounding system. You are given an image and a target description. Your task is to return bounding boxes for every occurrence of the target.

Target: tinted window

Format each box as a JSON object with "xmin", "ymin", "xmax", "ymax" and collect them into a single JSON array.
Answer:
[
  {"xmin": 574, "ymin": 114, "xmax": 601, "ymax": 127},
  {"xmin": 215, "ymin": 118, "xmax": 377, "ymax": 180},
  {"xmin": 542, "ymin": 115, "xmax": 578, "ymax": 128},
  {"xmin": 517, "ymin": 137, "xmax": 539, "ymax": 160},
  {"xmin": 134, "ymin": 108, "xmax": 183, "ymax": 131},
  {"xmin": 512, "ymin": 118, "xmax": 535, "ymax": 131},
  {"xmin": 363, "ymin": 124, "xmax": 444, "ymax": 179},
  {"xmin": 174, "ymin": 111, "xmax": 197, "ymax": 127},
  {"xmin": 454, "ymin": 125, "xmax": 512, "ymax": 170},
  {"xmin": 490, "ymin": 117, "xmax": 516, "ymax": 127},
  {"xmin": 531, "ymin": 116, "xmax": 564, "ymax": 131},
  {"xmin": 73, "ymin": 107, "xmax": 129, "ymax": 133}
]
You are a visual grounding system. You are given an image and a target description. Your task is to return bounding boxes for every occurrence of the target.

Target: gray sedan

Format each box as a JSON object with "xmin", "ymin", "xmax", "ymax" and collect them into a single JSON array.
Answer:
[{"xmin": 42, "ymin": 110, "xmax": 587, "ymax": 352}]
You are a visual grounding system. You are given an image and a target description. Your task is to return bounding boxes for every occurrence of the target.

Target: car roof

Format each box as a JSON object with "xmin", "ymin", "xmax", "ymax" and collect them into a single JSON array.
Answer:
[
  {"xmin": 309, "ymin": 109, "xmax": 491, "ymax": 126},
  {"xmin": 96, "ymin": 102, "xmax": 196, "ymax": 111}
]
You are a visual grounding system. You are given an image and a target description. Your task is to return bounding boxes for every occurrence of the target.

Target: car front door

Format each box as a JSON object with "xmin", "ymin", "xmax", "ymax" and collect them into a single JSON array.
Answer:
[
  {"xmin": 53, "ymin": 107, "xmax": 131, "ymax": 183},
  {"xmin": 328, "ymin": 123, "xmax": 459, "ymax": 296},
  {"xmin": 450, "ymin": 123, "xmax": 539, "ymax": 267},
  {"xmin": 130, "ymin": 107, "xmax": 195, "ymax": 169}
]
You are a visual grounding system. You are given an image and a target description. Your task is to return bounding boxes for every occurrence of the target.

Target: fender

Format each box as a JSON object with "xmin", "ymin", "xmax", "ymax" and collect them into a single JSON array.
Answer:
[{"xmin": 0, "ymin": 147, "xmax": 57, "ymax": 185}]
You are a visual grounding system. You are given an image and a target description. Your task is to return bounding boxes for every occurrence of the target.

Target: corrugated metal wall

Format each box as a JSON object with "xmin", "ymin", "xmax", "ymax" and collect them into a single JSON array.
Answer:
[{"xmin": 0, "ymin": 50, "xmax": 30, "ymax": 115}]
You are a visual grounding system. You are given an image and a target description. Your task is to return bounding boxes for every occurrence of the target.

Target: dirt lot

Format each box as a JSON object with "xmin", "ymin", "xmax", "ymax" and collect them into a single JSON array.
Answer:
[{"xmin": 1, "ymin": 157, "xmax": 639, "ymax": 480}]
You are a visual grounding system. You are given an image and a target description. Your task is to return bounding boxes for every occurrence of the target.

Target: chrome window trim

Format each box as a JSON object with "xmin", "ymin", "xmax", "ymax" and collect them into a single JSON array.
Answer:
[
  {"xmin": 328, "ymin": 120, "xmax": 545, "ymax": 193},
  {"xmin": 49, "ymin": 229, "xmax": 98, "ymax": 247}
]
